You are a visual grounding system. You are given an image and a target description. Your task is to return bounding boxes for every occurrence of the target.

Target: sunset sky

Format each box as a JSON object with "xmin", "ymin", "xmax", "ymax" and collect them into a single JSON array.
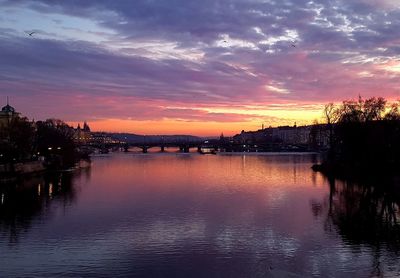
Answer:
[{"xmin": 1, "ymin": 0, "xmax": 400, "ymax": 136}]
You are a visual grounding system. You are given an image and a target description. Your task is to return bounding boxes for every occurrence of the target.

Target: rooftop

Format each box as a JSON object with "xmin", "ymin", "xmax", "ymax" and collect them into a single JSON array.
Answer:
[{"xmin": 1, "ymin": 104, "xmax": 15, "ymax": 113}]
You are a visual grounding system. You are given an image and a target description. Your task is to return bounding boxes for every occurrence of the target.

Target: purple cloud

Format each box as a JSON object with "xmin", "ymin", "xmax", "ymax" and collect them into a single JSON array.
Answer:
[{"xmin": 0, "ymin": 0, "xmax": 399, "ymax": 132}]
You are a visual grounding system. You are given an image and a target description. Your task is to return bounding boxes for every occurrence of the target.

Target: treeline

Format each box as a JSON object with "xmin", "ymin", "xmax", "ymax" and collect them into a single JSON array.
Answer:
[
  {"xmin": 0, "ymin": 118, "xmax": 83, "ymax": 168},
  {"xmin": 317, "ymin": 96, "xmax": 400, "ymax": 176}
]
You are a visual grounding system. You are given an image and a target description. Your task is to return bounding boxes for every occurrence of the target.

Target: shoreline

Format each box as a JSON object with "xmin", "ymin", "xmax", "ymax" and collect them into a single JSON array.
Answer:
[
  {"xmin": 312, "ymin": 161, "xmax": 400, "ymax": 186},
  {"xmin": 0, "ymin": 159, "xmax": 91, "ymax": 183},
  {"xmin": 96, "ymin": 150, "xmax": 321, "ymax": 156}
]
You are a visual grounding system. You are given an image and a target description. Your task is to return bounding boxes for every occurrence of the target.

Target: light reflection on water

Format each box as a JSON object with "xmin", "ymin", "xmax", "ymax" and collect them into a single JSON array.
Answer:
[{"xmin": 0, "ymin": 153, "xmax": 399, "ymax": 277}]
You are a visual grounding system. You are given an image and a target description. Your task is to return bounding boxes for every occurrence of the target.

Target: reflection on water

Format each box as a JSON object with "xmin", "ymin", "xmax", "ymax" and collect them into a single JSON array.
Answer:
[
  {"xmin": 0, "ymin": 153, "xmax": 399, "ymax": 277},
  {"xmin": 0, "ymin": 168, "xmax": 90, "ymax": 244},
  {"xmin": 330, "ymin": 178, "xmax": 400, "ymax": 246},
  {"xmin": 312, "ymin": 177, "xmax": 400, "ymax": 277}
]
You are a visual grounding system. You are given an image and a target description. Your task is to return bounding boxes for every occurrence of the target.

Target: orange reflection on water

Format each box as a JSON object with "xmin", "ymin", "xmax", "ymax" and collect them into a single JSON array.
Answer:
[
  {"xmin": 91, "ymin": 153, "xmax": 326, "ymax": 191},
  {"xmin": 76, "ymin": 153, "xmax": 329, "ymax": 247}
]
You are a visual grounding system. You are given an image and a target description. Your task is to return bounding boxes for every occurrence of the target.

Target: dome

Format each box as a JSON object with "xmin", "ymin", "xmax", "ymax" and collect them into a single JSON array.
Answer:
[{"xmin": 2, "ymin": 104, "xmax": 15, "ymax": 113}]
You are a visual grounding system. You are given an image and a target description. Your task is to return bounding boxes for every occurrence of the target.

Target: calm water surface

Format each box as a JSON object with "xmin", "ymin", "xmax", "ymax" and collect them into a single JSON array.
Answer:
[{"xmin": 0, "ymin": 153, "xmax": 399, "ymax": 277}]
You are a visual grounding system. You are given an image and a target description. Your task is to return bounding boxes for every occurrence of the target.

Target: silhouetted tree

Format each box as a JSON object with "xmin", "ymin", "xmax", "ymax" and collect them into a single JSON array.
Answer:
[
  {"xmin": 0, "ymin": 117, "xmax": 35, "ymax": 162},
  {"xmin": 323, "ymin": 103, "xmax": 339, "ymax": 152},
  {"xmin": 323, "ymin": 103, "xmax": 339, "ymax": 125},
  {"xmin": 363, "ymin": 97, "xmax": 386, "ymax": 121},
  {"xmin": 319, "ymin": 96, "xmax": 400, "ymax": 175},
  {"xmin": 384, "ymin": 102, "xmax": 400, "ymax": 121},
  {"xmin": 35, "ymin": 119, "xmax": 77, "ymax": 168},
  {"xmin": 336, "ymin": 96, "xmax": 386, "ymax": 123}
]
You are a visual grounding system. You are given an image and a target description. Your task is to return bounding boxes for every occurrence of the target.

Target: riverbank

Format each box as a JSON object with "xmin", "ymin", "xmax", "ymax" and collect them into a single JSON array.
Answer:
[
  {"xmin": 312, "ymin": 161, "xmax": 400, "ymax": 185},
  {"xmin": 0, "ymin": 159, "xmax": 91, "ymax": 182},
  {"xmin": 0, "ymin": 161, "xmax": 46, "ymax": 175}
]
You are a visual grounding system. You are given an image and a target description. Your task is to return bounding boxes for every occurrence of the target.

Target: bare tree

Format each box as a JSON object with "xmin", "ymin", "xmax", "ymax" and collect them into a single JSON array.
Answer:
[
  {"xmin": 324, "ymin": 103, "xmax": 339, "ymax": 150},
  {"xmin": 384, "ymin": 101, "xmax": 400, "ymax": 120},
  {"xmin": 324, "ymin": 103, "xmax": 338, "ymax": 125},
  {"xmin": 336, "ymin": 97, "xmax": 387, "ymax": 123},
  {"xmin": 363, "ymin": 97, "xmax": 386, "ymax": 121}
]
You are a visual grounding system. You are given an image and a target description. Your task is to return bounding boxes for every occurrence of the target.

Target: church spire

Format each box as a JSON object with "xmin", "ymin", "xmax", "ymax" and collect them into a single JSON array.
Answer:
[{"xmin": 83, "ymin": 121, "xmax": 91, "ymax": 132}]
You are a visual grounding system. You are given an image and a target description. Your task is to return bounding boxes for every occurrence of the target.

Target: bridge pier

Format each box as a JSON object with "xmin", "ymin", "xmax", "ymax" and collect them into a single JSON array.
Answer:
[
  {"xmin": 179, "ymin": 146, "xmax": 190, "ymax": 153},
  {"xmin": 124, "ymin": 143, "xmax": 205, "ymax": 153}
]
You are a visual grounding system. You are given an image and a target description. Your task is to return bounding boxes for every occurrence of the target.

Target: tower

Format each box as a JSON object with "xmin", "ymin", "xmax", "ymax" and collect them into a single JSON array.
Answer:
[
  {"xmin": 0, "ymin": 97, "xmax": 19, "ymax": 128},
  {"xmin": 83, "ymin": 121, "xmax": 91, "ymax": 132}
]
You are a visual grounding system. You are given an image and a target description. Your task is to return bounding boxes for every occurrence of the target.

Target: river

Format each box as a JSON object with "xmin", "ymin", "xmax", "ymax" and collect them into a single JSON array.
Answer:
[{"xmin": 0, "ymin": 153, "xmax": 399, "ymax": 277}]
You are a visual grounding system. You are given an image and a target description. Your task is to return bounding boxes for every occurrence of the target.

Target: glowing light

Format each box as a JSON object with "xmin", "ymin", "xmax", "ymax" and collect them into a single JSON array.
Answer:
[
  {"xmin": 383, "ymin": 62, "xmax": 400, "ymax": 73},
  {"xmin": 49, "ymin": 183, "xmax": 53, "ymax": 198}
]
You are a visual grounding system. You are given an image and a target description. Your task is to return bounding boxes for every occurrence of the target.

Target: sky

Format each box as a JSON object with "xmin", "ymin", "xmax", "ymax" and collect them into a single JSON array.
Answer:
[{"xmin": 0, "ymin": 0, "xmax": 399, "ymax": 136}]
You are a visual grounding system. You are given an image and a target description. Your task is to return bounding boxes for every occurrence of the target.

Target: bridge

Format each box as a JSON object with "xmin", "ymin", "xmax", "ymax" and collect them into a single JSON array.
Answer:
[
  {"xmin": 123, "ymin": 141, "xmax": 208, "ymax": 153},
  {"xmin": 85, "ymin": 140, "xmax": 312, "ymax": 154},
  {"xmin": 85, "ymin": 139, "xmax": 219, "ymax": 154}
]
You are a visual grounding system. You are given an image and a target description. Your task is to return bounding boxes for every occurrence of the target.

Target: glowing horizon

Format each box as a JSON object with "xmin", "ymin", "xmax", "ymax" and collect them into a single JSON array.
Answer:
[{"xmin": 65, "ymin": 102, "xmax": 326, "ymax": 136}]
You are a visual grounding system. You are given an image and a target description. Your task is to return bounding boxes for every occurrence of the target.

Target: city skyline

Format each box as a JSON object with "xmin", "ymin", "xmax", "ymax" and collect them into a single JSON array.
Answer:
[{"xmin": 1, "ymin": 0, "xmax": 400, "ymax": 135}]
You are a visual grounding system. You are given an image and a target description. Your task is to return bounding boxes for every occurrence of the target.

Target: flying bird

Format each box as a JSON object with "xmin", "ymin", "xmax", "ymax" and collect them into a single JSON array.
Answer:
[{"xmin": 27, "ymin": 31, "xmax": 36, "ymax": 36}]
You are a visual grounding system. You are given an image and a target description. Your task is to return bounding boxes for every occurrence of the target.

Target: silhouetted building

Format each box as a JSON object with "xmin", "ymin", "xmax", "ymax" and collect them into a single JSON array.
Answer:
[
  {"xmin": 83, "ymin": 121, "xmax": 90, "ymax": 132},
  {"xmin": 271, "ymin": 125, "xmax": 311, "ymax": 144},
  {"xmin": 0, "ymin": 98, "xmax": 20, "ymax": 128},
  {"xmin": 233, "ymin": 124, "xmax": 329, "ymax": 149},
  {"xmin": 74, "ymin": 122, "xmax": 92, "ymax": 144},
  {"xmin": 91, "ymin": 132, "xmax": 120, "ymax": 144},
  {"xmin": 233, "ymin": 128, "xmax": 271, "ymax": 144}
]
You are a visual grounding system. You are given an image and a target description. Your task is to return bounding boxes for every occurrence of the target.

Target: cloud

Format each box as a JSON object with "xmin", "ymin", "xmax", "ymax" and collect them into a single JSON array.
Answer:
[{"xmin": 0, "ymin": 0, "xmax": 400, "ymax": 133}]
